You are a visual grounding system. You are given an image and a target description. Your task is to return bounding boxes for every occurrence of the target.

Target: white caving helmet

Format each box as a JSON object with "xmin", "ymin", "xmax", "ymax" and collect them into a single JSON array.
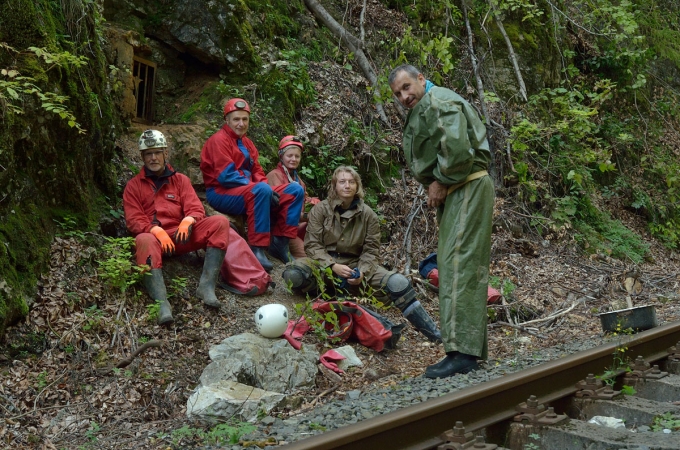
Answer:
[
  {"xmin": 138, "ymin": 129, "xmax": 168, "ymax": 151},
  {"xmin": 254, "ymin": 304, "xmax": 289, "ymax": 338}
]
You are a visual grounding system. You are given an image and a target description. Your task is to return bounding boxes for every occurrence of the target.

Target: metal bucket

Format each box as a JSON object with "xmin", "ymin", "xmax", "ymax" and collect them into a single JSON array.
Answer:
[{"xmin": 599, "ymin": 305, "xmax": 658, "ymax": 333}]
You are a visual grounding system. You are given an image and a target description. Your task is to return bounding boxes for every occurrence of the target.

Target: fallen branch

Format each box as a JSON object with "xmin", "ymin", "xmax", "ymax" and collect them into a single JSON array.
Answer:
[
  {"xmin": 517, "ymin": 301, "xmax": 582, "ymax": 327},
  {"xmin": 490, "ymin": 321, "xmax": 547, "ymax": 339},
  {"xmin": 116, "ymin": 340, "xmax": 164, "ymax": 368}
]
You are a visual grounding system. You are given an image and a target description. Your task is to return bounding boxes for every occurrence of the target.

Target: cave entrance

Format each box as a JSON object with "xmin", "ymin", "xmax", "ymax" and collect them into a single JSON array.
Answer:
[{"xmin": 132, "ymin": 56, "xmax": 156, "ymax": 123}]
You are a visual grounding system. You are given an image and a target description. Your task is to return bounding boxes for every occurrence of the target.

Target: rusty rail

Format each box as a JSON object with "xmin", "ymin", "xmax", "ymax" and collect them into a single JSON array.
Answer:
[{"xmin": 281, "ymin": 321, "xmax": 680, "ymax": 450}]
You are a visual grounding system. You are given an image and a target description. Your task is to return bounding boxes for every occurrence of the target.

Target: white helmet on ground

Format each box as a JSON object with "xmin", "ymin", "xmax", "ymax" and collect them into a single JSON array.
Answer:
[
  {"xmin": 138, "ymin": 129, "xmax": 167, "ymax": 151},
  {"xmin": 254, "ymin": 304, "xmax": 289, "ymax": 338}
]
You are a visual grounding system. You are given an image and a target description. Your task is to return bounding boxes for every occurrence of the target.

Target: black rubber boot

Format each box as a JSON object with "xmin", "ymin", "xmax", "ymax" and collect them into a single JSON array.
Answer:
[
  {"xmin": 196, "ymin": 247, "xmax": 226, "ymax": 308},
  {"xmin": 424, "ymin": 352, "xmax": 479, "ymax": 378},
  {"xmin": 143, "ymin": 269, "xmax": 173, "ymax": 325},
  {"xmin": 268, "ymin": 235, "xmax": 292, "ymax": 263},
  {"xmin": 250, "ymin": 246, "xmax": 273, "ymax": 272},
  {"xmin": 402, "ymin": 301, "xmax": 442, "ymax": 343}
]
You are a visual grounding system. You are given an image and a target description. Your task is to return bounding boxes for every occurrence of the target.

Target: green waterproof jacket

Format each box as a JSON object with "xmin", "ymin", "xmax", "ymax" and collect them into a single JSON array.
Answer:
[
  {"xmin": 403, "ymin": 86, "xmax": 490, "ymax": 185},
  {"xmin": 304, "ymin": 197, "xmax": 381, "ymax": 278}
]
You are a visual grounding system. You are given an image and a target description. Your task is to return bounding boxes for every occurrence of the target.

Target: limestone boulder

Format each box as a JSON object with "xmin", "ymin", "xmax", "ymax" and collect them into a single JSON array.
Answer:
[
  {"xmin": 201, "ymin": 333, "xmax": 319, "ymax": 394},
  {"xmin": 186, "ymin": 380, "xmax": 284, "ymax": 422}
]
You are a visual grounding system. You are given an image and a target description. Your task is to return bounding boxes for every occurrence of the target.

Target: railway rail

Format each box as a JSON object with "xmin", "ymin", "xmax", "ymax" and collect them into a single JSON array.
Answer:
[{"xmin": 281, "ymin": 321, "xmax": 680, "ymax": 450}]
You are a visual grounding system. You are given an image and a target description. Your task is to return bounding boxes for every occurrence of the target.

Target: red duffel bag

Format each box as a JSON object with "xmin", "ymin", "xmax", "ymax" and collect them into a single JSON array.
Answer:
[{"xmin": 219, "ymin": 226, "xmax": 273, "ymax": 296}]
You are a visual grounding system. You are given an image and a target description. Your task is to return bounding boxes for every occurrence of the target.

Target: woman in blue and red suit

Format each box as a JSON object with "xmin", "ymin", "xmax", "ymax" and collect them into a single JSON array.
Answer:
[
  {"xmin": 267, "ymin": 135, "xmax": 320, "ymax": 259},
  {"xmin": 200, "ymin": 98, "xmax": 304, "ymax": 271}
]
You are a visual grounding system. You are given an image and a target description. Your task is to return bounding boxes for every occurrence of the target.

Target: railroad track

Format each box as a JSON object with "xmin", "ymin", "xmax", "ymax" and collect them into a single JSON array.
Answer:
[{"xmin": 281, "ymin": 321, "xmax": 680, "ymax": 450}]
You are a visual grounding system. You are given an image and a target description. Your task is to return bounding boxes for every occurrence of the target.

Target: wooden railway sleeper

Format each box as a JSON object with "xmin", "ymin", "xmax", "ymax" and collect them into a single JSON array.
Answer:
[
  {"xmin": 574, "ymin": 373, "xmax": 621, "ymax": 399},
  {"xmin": 513, "ymin": 395, "xmax": 568, "ymax": 425}
]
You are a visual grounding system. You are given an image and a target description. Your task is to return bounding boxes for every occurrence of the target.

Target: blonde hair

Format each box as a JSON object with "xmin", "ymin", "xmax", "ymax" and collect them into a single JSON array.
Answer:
[{"xmin": 328, "ymin": 165, "xmax": 364, "ymax": 202}]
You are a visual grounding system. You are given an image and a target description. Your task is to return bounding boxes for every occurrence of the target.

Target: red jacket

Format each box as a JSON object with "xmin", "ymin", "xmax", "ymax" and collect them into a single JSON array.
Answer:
[
  {"xmin": 267, "ymin": 163, "xmax": 311, "ymax": 198},
  {"xmin": 123, "ymin": 165, "xmax": 206, "ymax": 235},
  {"xmin": 200, "ymin": 124, "xmax": 267, "ymax": 190}
]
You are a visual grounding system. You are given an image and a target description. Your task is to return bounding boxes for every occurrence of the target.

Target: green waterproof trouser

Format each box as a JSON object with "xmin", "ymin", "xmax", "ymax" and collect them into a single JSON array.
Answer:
[{"xmin": 437, "ymin": 175, "xmax": 494, "ymax": 359}]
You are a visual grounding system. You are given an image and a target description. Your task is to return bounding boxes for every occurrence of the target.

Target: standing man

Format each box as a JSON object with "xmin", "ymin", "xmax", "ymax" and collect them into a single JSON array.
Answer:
[
  {"xmin": 200, "ymin": 98, "xmax": 304, "ymax": 271},
  {"xmin": 124, "ymin": 129, "xmax": 230, "ymax": 325},
  {"xmin": 389, "ymin": 64, "xmax": 494, "ymax": 378}
]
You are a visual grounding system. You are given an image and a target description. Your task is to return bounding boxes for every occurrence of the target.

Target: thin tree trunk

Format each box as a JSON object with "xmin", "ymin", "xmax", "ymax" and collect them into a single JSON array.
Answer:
[
  {"xmin": 303, "ymin": 0, "xmax": 389, "ymax": 124},
  {"xmin": 489, "ymin": 0, "xmax": 527, "ymax": 101},
  {"xmin": 462, "ymin": 0, "xmax": 499, "ymax": 186}
]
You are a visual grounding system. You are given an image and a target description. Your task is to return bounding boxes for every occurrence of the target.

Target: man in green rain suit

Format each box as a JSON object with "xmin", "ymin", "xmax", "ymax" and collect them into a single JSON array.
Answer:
[{"xmin": 389, "ymin": 64, "xmax": 494, "ymax": 378}]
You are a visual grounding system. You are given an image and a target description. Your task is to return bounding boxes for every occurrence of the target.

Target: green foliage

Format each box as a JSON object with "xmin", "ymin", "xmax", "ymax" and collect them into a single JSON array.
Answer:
[
  {"xmin": 170, "ymin": 421, "xmax": 256, "ymax": 446},
  {"xmin": 620, "ymin": 384, "xmax": 636, "ymax": 396},
  {"xmin": 523, "ymin": 433, "xmax": 541, "ymax": 450},
  {"xmin": 572, "ymin": 206, "xmax": 649, "ymax": 263},
  {"xmin": 36, "ymin": 370, "xmax": 48, "ymax": 389},
  {"xmin": 53, "ymin": 214, "xmax": 85, "ymax": 239},
  {"xmin": 146, "ymin": 300, "xmax": 162, "ymax": 323},
  {"xmin": 82, "ymin": 305, "xmax": 103, "ymax": 331},
  {"xmin": 97, "ymin": 237, "xmax": 147, "ymax": 295},
  {"xmin": 489, "ymin": 276, "xmax": 516, "ymax": 298},
  {"xmin": 596, "ymin": 323, "xmax": 633, "ymax": 386},
  {"xmin": 309, "ymin": 422, "xmax": 326, "ymax": 431},
  {"xmin": 299, "ymin": 145, "xmax": 348, "ymax": 194},
  {"xmin": 85, "ymin": 421, "xmax": 100, "ymax": 443},
  {"xmin": 169, "ymin": 276, "xmax": 187, "ymax": 299},
  {"xmin": 396, "ymin": 24, "xmax": 459, "ymax": 85},
  {"xmin": 494, "ymin": 0, "xmax": 544, "ymax": 24},
  {"xmin": 1, "ymin": 44, "xmax": 88, "ymax": 133},
  {"xmin": 651, "ymin": 412, "xmax": 680, "ymax": 432},
  {"xmin": 273, "ymin": 49, "xmax": 316, "ymax": 107}
]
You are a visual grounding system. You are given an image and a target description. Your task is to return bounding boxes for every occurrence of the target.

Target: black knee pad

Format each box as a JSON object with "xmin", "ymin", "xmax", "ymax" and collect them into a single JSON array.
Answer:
[
  {"xmin": 282, "ymin": 265, "xmax": 315, "ymax": 293},
  {"xmin": 386, "ymin": 273, "xmax": 416, "ymax": 311}
]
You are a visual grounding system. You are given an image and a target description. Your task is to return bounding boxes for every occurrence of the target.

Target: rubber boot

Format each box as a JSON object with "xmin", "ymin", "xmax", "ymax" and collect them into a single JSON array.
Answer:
[
  {"xmin": 196, "ymin": 247, "xmax": 226, "ymax": 308},
  {"xmin": 250, "ymin": 245, "xmax": 274, "ymax": 272},
  {"xmin": 268, "ymin": 235, "xmax": 292, "ymax": 264},
  {"xmin": 402, "ymin": 301, "xmax": 442, "ymax": 343},
  {"xmin": 424, "ymin": 352, "xmax": 479, "ymax": 378},
  {"xmin": 143, "ymin": 269, "xmax": 173, "ymax": 325}
]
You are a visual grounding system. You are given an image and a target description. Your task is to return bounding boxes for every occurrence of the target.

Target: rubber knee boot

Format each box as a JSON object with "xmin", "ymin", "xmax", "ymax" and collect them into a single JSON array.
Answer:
[
  {"xmin": 424, "ymin": 352, "xmax": 478, "ymax": 378},
  {"xmin": 268, "ymin": 235, "xmax": 292, "ymax": 264},
  {"xmin": 402, "ymin": 301, "xmax": 442, "ymax": 343},
  {"xmin": 250, "ymin": 246, "xmax": 273, "ymax": 272},
  {"xmin": 196, "ymin": 247, "xmax": 226, "ymax": 308},
  {"xmin": 143, "ymin": 269, "xmax": 173, "ymax": 325}
]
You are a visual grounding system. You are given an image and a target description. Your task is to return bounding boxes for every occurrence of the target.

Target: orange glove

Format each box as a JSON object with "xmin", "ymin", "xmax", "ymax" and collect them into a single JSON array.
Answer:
[
  {"xmin": 150, "ymin": 226, "xmax": 175, "ymax": 256},
  {"xmin": 173, "ymin": 216, "xmax": 195, "ymax": 245}
]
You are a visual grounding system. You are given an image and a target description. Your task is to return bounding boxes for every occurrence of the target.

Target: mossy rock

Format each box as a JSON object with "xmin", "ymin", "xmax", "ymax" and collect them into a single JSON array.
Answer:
[{"xmin": 0, "ymin": 0, "xmax": 120, "ymax": 337}]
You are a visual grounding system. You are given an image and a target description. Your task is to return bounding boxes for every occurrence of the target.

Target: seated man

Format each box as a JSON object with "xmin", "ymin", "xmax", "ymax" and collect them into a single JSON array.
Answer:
[
  {"xmin": 124, "ymin": 129, "xmax": 230, "ymax": 325},
  {"xmin": 200, "ymin": 99, "xmax": 304, "ymax": 271},
  {"xmin": 282, "ymin": 166, "xmax": 442, "ymax": 343}
]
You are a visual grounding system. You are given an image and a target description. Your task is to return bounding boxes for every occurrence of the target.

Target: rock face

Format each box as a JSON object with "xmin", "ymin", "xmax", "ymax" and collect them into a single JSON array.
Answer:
[
  {"xmin": 203, "ymin": 333, "xmax": 319, "ymax": 393},
  {"xmin": 188, "ymin": 333, "xmax": 319, "ymax": 421}
]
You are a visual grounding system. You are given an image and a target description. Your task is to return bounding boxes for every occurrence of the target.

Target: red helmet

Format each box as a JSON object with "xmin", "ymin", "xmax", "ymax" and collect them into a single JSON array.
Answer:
[
  {"xmin": 223, "ymin": 98, "xmax": 251, "ymax": 117},
  {"xmin": 278, "ymin": 135, "xmax": 304, "ymax": 158},
  {"xmin": 323, "ymin": 311, "xmax": 353, "ymax": 341}
]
